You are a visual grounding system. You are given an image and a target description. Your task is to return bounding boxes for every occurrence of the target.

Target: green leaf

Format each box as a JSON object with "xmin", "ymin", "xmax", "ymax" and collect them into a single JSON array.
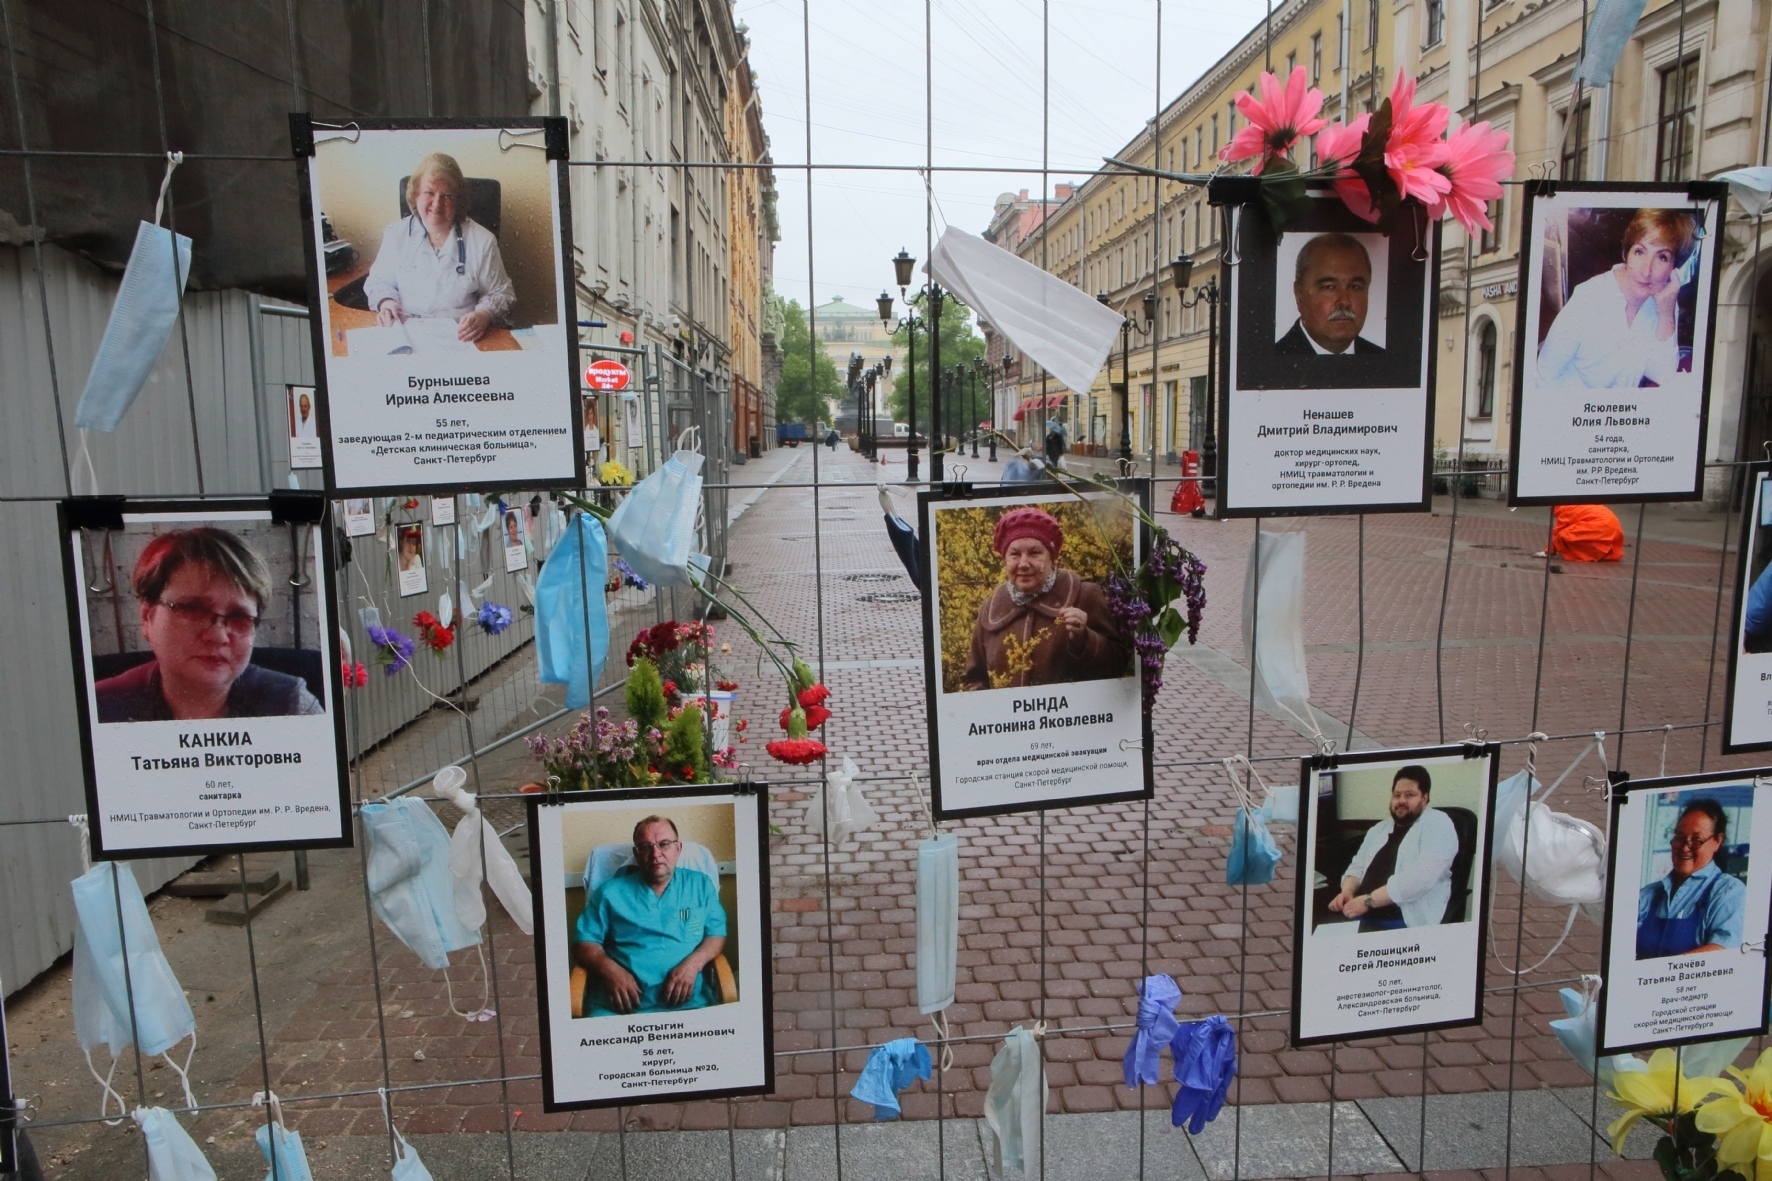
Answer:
[{"xmin": 1157, "ymin": 607, "xmax": 1185, "ymax": 649}]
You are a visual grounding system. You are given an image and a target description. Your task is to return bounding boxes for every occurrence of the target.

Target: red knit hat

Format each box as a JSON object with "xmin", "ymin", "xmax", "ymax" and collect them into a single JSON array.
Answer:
[{"xmin": 991, "ymin": 506, "xmax": 1063, "ymax": 556}]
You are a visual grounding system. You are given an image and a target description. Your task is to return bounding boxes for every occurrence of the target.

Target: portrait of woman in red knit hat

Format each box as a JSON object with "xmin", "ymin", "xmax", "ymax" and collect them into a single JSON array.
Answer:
[{"xmin": 955, "ymin": 504, "xmax": 1130, "ymax": 692}]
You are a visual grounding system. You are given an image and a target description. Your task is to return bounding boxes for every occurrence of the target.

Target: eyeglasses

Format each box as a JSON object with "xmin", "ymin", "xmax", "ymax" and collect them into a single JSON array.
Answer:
[
  {"xmin": 154, "ymin": 599, "xmax": 259, "ymax": 639},
  {"xmin": 1670, "ymin": 832, "xmax": 1721, "ymax": 849},
  {"xmin": 633, "ymin": 839, "xmax": 680, "ymax": 855}
]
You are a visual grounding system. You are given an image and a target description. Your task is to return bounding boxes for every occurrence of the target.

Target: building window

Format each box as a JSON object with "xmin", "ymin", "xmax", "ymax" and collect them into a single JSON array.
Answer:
[
  {"xmin": 1367, "ymin": 0, "xmax": 1379, "ymax": 48},
  {"xmin": 1287, "ymin": 51, "xmax": 1296, "ymax": 76},
  {"xmin": 1474, "ymin": 320, "xmax": 1498, "ymax": 418},
  {"xmin": 1311, "ymin": 34, "xmax": 1322, "ymax": 83},
  {"xmin": 1480, "ymin": 206, "xmax": 1500, "ymax": 255},
  {"xmin": 1656, "ymin": 55, "xmax": 1701, "ymax": 182},
  {"xmin": 1336, "ymin": 15, "xmax": 1345, "ymax": 67},
  {"xmin": 1424, "ymin": 0, "xmax": 1444, "ymax": 46},
  {"xmin": 1559, "ymin": 100, "xmax": 1590, "ymax": 181}
]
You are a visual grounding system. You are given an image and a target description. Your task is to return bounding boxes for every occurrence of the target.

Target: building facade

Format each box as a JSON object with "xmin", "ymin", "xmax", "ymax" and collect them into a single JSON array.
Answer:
[
  {"xmin": 725, "ymin": 35, "xmax": 777, "ymax": 458},
  {"xmin": 1005, "ymin": 0, "xmax": 1769, "ymax": 492}
]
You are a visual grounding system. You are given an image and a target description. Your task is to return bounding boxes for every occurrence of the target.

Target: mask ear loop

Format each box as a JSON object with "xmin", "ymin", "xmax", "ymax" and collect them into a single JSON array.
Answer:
[
  {"xmin": 161, "ymin": 1035, "xmax": 197, "ymax": 1112},
  {"xmin": 1659, "ymin": 724, "xmax": 1673, "ymax": 778}
]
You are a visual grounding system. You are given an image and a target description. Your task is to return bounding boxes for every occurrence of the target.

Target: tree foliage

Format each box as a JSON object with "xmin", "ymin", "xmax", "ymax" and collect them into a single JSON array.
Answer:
[
  {"xmin": 775, "ymin": 298, "xmax": 842, "ymax": 427},
  {"xmin": 887, "ymin": 291, "xmax": 987, "ymax": 442},
  {"xmin": 931, "ymin": 498, "xmax": 1134, "ymax": 693}
]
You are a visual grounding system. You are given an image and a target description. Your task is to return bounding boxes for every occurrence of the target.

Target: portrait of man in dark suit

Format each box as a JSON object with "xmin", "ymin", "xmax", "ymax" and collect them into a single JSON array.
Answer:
[{"xmin": 1276, "ymin": 232, "xmax": 1385, "ymax": 356}]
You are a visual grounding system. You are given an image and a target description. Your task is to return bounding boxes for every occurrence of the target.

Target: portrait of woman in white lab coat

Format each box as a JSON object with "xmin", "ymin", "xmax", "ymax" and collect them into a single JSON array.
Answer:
[{"xmin": 363, "ymin": 152, "xmax": 516, "ymax": 344}]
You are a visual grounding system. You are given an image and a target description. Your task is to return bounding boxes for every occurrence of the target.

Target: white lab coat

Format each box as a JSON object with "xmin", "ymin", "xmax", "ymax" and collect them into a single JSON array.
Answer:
[
  {"xmin": 1343, "ymin": 806, "xmax": 1459, "ymax": 928},
  {"xmin": 363, "ymin": 215, "xmax": 515, "ymax": 324}
]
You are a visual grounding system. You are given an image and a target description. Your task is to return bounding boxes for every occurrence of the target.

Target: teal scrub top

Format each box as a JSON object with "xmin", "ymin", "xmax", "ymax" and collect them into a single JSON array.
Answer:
[{"xmin": 575, "ymin": 864, "xmax": 727, "ymax": 1015}]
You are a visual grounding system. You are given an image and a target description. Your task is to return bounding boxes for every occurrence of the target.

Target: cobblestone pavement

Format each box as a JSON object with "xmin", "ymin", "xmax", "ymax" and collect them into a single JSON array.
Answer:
[{"xmin": 11, "ymin": 441, "xmax": 1757, "ymax": 1176}]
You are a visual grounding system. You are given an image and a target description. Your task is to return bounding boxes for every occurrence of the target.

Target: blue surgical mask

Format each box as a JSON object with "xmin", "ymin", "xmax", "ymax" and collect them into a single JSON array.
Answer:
[
  {"xmin": 74, "ymin": 221, "xmax": 192, "ymax": 432},
  {"xmin": 133, "ymin": 1107, "xmax": 216, "ymax": 1181},
  {"xmin": 1226, "ymin": 806, "xmax": 1281, "ymax": 885},
  {"xmin": 916, "ymin": 833, "xmax": 959, "ymax": 1014},
  {"xmin": 256, "ymin": 1122, "xmax": 314, "ymax": 1181},
  {"xmin": 533, "ymin": 514, "xmax": 609, "ymax": 709},
  {"xmin": 391, "ymin": 1130, "xmax": 436, "ymax": 1181},
  {"xmin": 360, "ymin": 799, "xmax": 480, "ymax": 970},
  {"xmin": 71, "ymin": 863, "xmax": 197, "ymax": 1114}
]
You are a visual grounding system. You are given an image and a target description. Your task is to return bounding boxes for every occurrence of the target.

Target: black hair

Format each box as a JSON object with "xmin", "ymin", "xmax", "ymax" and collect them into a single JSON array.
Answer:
[
  {"xmin": 1392, "ymin": 765, "xmax": 1432, "ymax": 796},
  {"xmin": 1677, "ymin": 798, "xmax": 1727, "ymax": 841}
]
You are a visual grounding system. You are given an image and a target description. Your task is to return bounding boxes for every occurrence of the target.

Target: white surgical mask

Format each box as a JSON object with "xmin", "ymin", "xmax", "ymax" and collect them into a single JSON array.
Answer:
[
  {"xmin": 916, "ymin": 833, "xmax": 959, "ymax": 1014},
  {"xmin": 73, "ymin": 221, "xmax": 192, "ymax": 433},
  {"xmin": 431, "ymin": 766, "xmax": 533, "ymax": 936},
  {"xmin": 252, "ymin": 1092, "xmax": 314, "ymax": 1181},
  {"xmin": 133, "ymin": 1106, "xmax": 216, "ymax": 1181},
  {"xmin": 983, "ymin": 1027, "xmax": 1045, "ymax": 1175},
  {"xmin": 361, "ymin": 798, "xmax": 481, "ymax": 970},
  {"xmin": 71, "ymin": 862, "xmax": 197, "ymax": 1118}
]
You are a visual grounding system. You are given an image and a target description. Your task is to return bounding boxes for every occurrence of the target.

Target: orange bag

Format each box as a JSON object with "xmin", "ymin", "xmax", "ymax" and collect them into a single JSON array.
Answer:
[{"xmin": 1548, "ymin": 504, "xmax": 1624, "ymax": 562}]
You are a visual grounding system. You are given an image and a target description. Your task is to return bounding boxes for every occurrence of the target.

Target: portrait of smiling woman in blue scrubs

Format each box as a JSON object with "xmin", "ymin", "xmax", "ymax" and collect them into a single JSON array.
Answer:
[{"xmin": 1637, "ymin": 796, "xmax": 1748, "ymax": 960}]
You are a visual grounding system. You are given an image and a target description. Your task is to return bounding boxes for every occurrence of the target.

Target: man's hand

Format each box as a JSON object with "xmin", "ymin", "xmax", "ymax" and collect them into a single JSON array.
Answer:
[
  {"xmin": 1328, "ymin": 890, "xmax": 1350, "ymax": 914},
  {"xmin": 595, "ymin": 959, "xmax": 642, "ymax": 1013},
  {"xmin": 376, "ymin": 299, "xmax": 407, "ymax": 327},
  {"xmin": 457, "ymin": 309, "xmax": 492, "ymax": 342},
  {"xmin": 1056, "ymin": 605, "xmax": 1088, "ymax": 637},
  {"xmin": 662, "ymin": 958, "xmax": 703, "ymax": 1006},
  {"xmin": 1342, "ymin": 894, "xmax": 1370, "ymax": 919}
]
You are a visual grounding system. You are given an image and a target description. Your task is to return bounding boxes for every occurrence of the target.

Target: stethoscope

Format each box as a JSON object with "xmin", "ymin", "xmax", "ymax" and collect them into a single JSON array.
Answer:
[{"xmin": 409, "ymin": 214, "xmax": 466, "ymax": 275}]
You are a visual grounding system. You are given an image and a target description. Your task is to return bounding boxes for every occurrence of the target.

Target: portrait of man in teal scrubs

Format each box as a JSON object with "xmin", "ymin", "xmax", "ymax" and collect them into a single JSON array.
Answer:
[{"xmin": 573, "ymin": 815, "xmax": 729, "ymax": 1015}]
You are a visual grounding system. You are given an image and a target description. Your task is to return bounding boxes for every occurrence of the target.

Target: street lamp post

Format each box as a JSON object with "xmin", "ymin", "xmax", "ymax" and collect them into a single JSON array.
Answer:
[
  {"xmin": 988, "ymin": 359, "xmax": 1002, "ymax": 462},
  {"xmin": 1173, "ymin": 255, "xmax": 1220, "ymax": 499},
  {"xmin": 970, "ymin": 357, "xmax": 984, "ymax": 458},
  {"xmin": 887, "ymin": 251, "xmax": 923, "ymax": 481},
  {"xmin": 1096, "ymin": 290, "xmax": 1157, "ymax": 465}
]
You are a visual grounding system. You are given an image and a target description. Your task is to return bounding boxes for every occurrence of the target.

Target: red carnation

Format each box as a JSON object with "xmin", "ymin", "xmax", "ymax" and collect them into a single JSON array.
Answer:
[
  {"xmin": 662, "ymin": 680, "xmax": 679, "ymax": 697},
  {"xmin": 716, "ymin": 680, "xmax": 739, "ymax": 692},
  {"xmin": 797, "ymin": 683, "xmax": 830, "ymax": 708},
  {"xmin": 424, "ymin": 624, "xmax": 455, "ymax": 652},
  {"xmin": 780, "ymin": 704, "xmax": 831, "ymax": 731},
  {"xmin": 413, "ymin": 611, "xmax": 440, "ymax": 631},
  {"xmin": 766, "ymin": 738, "xmax": 828, "ymax": 766}
]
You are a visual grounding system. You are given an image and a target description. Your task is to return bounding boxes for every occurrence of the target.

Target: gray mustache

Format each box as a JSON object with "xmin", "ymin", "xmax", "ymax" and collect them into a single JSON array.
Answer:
[{"xmin": 1328, "ymin": 308, "xmax": 1359, "ymax": 322}]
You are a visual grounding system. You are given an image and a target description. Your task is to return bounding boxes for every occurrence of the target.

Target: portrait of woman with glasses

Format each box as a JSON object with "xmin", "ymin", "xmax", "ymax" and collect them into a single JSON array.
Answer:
[
  {"xmin": 93, "ymin": 527, "xmax": 324, "ymax": 723},
  {"xmin": 1636, "ymin": 795, "xmax": 1748, "ymax": 960}
]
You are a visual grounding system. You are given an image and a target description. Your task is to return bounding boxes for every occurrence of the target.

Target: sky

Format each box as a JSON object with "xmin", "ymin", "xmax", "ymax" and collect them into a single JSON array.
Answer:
[{"xmin": 733, "ymin": 0, "xmax": 1280, "ymax": 313}]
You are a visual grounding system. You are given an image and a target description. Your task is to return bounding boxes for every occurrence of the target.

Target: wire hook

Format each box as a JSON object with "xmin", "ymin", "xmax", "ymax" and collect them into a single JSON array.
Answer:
[
  {"xmin": 311, "ymin": 120, "xmax": 361, "ymax": 145},
  {"xmin": 498, "ymin": 128, "xmax": 548, "ymax": 152},
  {"xmin": 83, "ymin": 528, "xmax": 115, "ymax": 594}
]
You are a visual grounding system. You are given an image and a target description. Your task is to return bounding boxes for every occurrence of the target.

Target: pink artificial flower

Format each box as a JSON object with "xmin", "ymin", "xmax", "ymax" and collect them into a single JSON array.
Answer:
[
  {"xmin": 1312, "ymin": 115, "xmax": 1381, "ymax": 223},
  {"xmin": 1428, "ymin": 119, "xmax": 1514, "ymax": 233},
  {"xmin": 1219, "ymin": 67, "xmax": 1328, "ymax": 174},
  {"xmin": 1382, "ymin": 75, "xmax": 1452, "ymax": 205}
]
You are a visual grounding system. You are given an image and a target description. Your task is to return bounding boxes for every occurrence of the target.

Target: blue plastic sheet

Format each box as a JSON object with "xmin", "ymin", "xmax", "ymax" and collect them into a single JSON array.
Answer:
[
  {"xmin": 851, "ymin": 1038, "xmax": 932, "ymax": 1119},
  {"xmin": 535, "ymin": 513, "xmax": 610, "ymax": 709},
  {"xmin": 1123, "ymin": 974, "xmax": 1182, "ymax": 1087}
]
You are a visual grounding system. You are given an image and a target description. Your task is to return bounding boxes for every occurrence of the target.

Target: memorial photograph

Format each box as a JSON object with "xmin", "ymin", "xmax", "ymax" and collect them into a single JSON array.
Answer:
[
  {"xmin": 1292, "ymin": 745, "xmax": 1496, "ymax": 1045},
  {"xmin": 58, "ymin": 499, "xmax": 350, "ymax": 858},
  {"xmin": 920, "ymin": 485, "xmax": 1152, "ymax": 818},
  {"xmin": 1509, "ymin": 182, "xmax": 1722, "ymax": 504},
  {"xmin": 1220, "ymin": 192, "xmax": 1438, "ymax": 516},
  {"xmin": 1598, "ymin": 770, "xmax": 1772, "ymax": 1054},
  {"xmin": 296, "ymin": 117, "xmax": 582, "ymax": 493},
  {"xmin": 528, "ymin": 786, "xmax": 772, "ymax": 1110}
]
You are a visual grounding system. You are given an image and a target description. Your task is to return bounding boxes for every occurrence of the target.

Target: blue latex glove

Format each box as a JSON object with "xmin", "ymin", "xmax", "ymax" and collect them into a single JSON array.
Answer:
[
  {"xmin": 1171, "ymin": 1015, "xmax": 1236, "ymax": 1133},
  {"xmin": 1123, "ymin": 974, "xmax": 1182, "ymax": 1087},
  {"xmin": 850, "ymin": 1038, "xmax": 933, "ymax": 1119}
]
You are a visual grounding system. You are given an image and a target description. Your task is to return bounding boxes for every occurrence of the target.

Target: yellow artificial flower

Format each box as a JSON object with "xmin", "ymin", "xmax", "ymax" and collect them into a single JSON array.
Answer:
[
  {"xmin": 599, "ymin": 460, "xmax": 633, "ymax": 487},
  {"xmin": 1697, "ymin": 1049, "xmax": 1772, "ymax": 1176},
  {"xmin": 1608, "ymin": 1047, "xmax": 1732, "ymax": 1155}
]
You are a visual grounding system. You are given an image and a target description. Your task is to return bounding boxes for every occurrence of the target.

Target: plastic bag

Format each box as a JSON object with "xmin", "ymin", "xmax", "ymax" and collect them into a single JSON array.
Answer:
[
  {"xmin": 804, "ymin": 756, "xmax": 877, "ymax": 845},
  {"xmin": 606, "ymin": 441, "xmax": 707, "ymax": 587},
  {"xmin": 534, "ymin": 513, "xmax": 609, "ymax": 709},
  {"xmin": 431, "ymin": 766, "xmax": 534, "ymax": 936}
]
